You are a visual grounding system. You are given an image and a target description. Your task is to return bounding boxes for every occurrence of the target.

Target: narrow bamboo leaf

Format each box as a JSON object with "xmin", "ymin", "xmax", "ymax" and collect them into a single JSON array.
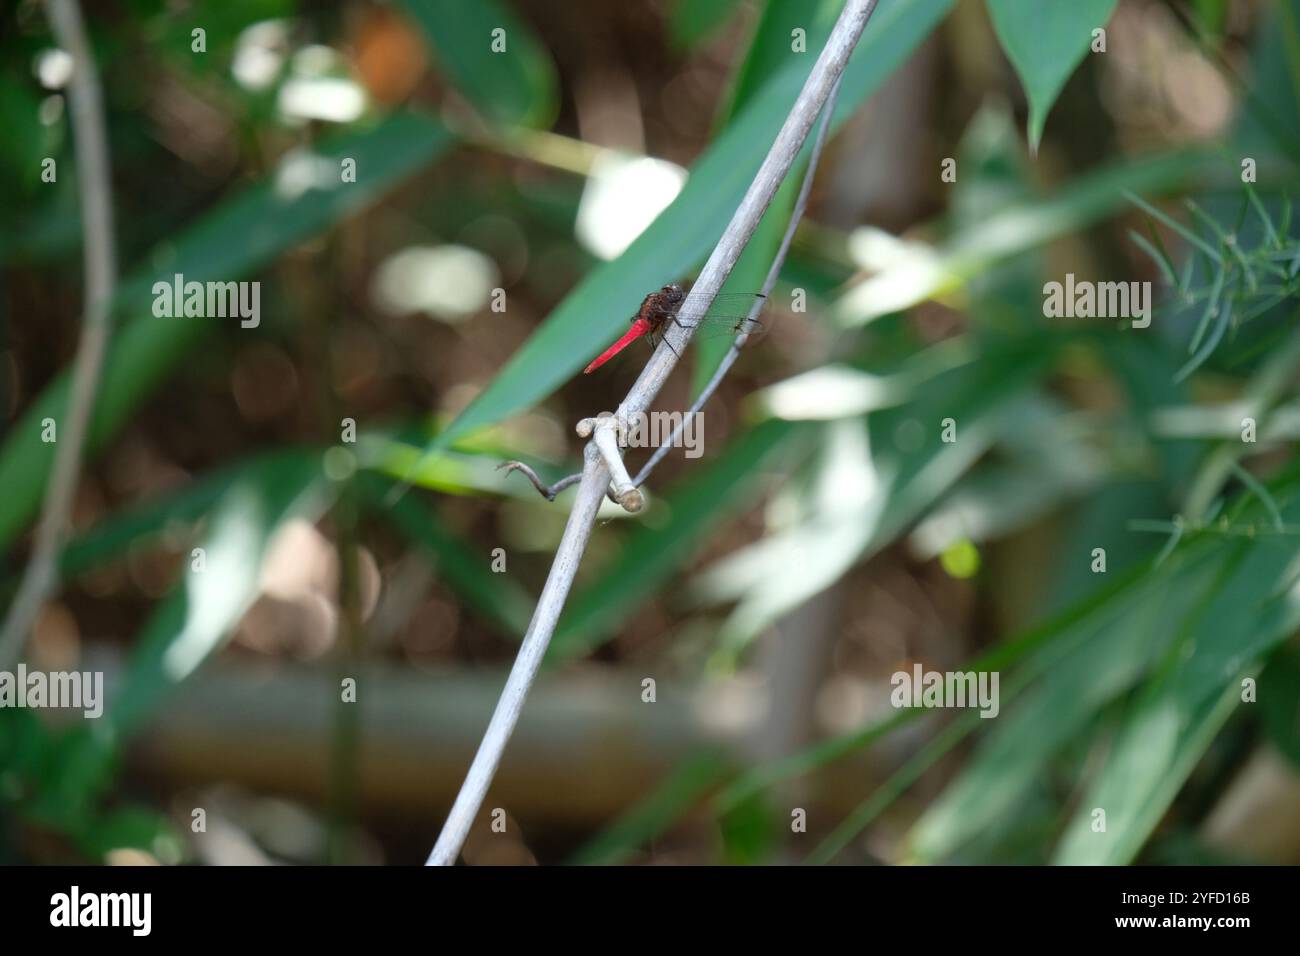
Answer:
[
  {"xmin": 910, "ymin": 476, "xmax": 1300, "ymax": 864},
  {"xmin": 1054, "ymin": 484, "xmax": 1300, "ymax": 863},
  {"xmin": 1187, "ymin": 265, "xmax": 1226, "ymax": 355},
  {"xmin": 714, "ymin": 560, "xmax": 1151, "ymax": 815},
  {"xmin": 986, "ymin": 0, "xmax": 1118, "ymax": 149},
  {"xmin": 0, "ymin": 113, "xmax": 453, "ymax": 552},
  {"xmin": 55, "ymin": 449, "xmax": 310, "ymax": 580},
  {"xmin": 691, "ymin": 182, "xmax": 795, "ymax": 396},
  {"xmin": 836, "ymin": 149, "xmax": 1213, "ymax": 326},
  {"xmin": 397, "ymin": 0, "xmax": 558, "ymax": 128},
  {"xmin": 1174, "ymin": 304, "xmax": 1231, "ymax": 382},
  {"xmin": 1245, "ymin": 185, "xmax": 1280, "ymax": 247},
  {"xmin": 1259, "ymin": 646, "xmax": 1300, "ymax": 769},
  {"xmin": 364, "ymin": 439, "xmax": 568, "ymax": 499},
  {"xmin": 357, "ymin": 473, "xmax": 534, "ymax": 637},
  {"xmin": 719, "ymin": 0, "xmax": 843, "ymax": 121},
  {"xmin": 1128, "ymin": 229, "xmax": 1179, "ymax": 287},
  {"xmin": 809, "ymin": 716, "xmax": 976, "ymax": 864},
  {"xmin": 1127, "ymin": 191, "xmax": 1223, "ymax": 263},
  {"xmin": 716, "ymin": 710, "xmax": 913, "ymax": 814},
  {"xmin": 694, "ymin": 339, "xmax": 1055, "ymax": 655},
  {"xmin": 568, "ymin": 750, "xmax": 731, "ymax": 865},
  {"xmin": 1229, "ymin": 461, "xmax": 1285, "ymax": 530},
  {"xmin": 907, "ymin": 548, "xmax": 1220, "ymax": 862},
  {"xmin": 109, "ymin": 453, "xmax": 333, "ymax": 736},
  {"xmin": 669, "ymin": 0, "xmax": 746, "ymax": 50}
]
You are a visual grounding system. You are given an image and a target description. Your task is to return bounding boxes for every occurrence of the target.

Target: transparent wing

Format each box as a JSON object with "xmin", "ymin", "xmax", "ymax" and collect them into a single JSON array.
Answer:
[
  {"xmin": 669, "ymin": 292, "xmax": 767, "ymax": 321},
  {"xmin": 687, "ymin": 314, "xmax": 766, "ymax": 341},
  {"xmin": 647, "ymin": 292, "xmax": 767, "ymax": 342}
]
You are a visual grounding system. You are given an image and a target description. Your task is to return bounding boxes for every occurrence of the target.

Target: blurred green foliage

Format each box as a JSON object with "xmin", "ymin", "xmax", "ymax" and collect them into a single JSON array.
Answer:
[{"xmin": 2, "ymin": 0, "xmax": 1299, "ymax": 866}]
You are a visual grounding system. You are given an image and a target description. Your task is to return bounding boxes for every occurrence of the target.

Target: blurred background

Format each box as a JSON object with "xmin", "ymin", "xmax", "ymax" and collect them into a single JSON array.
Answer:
[{"xmin": 2, "ymin": 0, "xmax": 1300, "ymax": 865}]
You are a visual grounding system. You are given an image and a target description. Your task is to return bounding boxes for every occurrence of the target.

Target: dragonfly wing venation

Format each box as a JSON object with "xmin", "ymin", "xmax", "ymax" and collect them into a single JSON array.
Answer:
[{"xmin": 663, "ymin": 293, "xmax": 768, "ymax": 321}]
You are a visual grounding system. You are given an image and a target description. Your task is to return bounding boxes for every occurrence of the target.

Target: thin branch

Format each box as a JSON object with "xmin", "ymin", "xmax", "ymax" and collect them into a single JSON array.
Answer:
[
  {"xmin": 427, "ymin": 444, "xmax": 610, "ymax": 865},
  {"xmin": 426, "ymin": 0, "xmax": 879, "ymax": 865},
  {"xmin": 0, "ymin": 0, "xmax": 117, "ymax": 671},
  {"xmin": 495, "ymin": 461, "xmax": 582, "ymax": 501},
  {"xmin": 632, "ymin": 73, "xmax": 842, "ymax": 488},
  {"xmin": 496, "ymin": 460, "xmax": 620, "ymax": 504}
]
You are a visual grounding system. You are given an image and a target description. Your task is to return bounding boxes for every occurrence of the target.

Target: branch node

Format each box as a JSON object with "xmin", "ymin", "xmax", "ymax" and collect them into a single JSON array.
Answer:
[{"xmin": 591, "ymin": 413, "xmax": 641, "ymax": 511}]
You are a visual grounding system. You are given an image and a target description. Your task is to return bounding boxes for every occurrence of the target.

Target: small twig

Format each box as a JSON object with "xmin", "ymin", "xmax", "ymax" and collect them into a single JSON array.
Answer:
[
  {"xmin": 496, "ymin": 460, "xmax": 619, "ymax": 504},
  {"xmin": 0, "ymin": 0, "xmax": 117, "ymax": 671},
  {"xmin": 495, "ymin": 461, "xmax": 582, "ymax": 501},
  {"xmin": 427, "ymin": 0, "xmax": 879, "ymax": 865},
  {"xmin": 1130, "ymin": 518, "xmax": 1300, "ymax": 537}
]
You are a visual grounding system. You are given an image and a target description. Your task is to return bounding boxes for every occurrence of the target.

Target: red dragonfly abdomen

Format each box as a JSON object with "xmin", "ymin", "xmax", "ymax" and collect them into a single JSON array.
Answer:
[{"xmin": 584, "ymin": 317, "xmax": 655, "ymax": 374}]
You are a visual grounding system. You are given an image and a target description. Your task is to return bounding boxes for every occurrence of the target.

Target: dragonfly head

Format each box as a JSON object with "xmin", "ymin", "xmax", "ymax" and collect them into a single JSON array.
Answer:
[{"xmin": 661, "ymin": 284, "xmax": 685, "ymax": 307}]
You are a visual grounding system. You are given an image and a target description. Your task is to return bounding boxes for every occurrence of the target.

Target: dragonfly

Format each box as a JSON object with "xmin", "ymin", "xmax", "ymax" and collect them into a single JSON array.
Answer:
[{"xmin": 583, "ymin": 284, "xmax": 767, "ymax": 373}]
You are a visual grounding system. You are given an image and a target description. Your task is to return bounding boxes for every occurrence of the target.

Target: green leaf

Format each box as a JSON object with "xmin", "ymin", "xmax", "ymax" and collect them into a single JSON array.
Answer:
[
  {"xmin": 51, "ymin": 431, "xmax": 544, "ymax": 641},
  {"xmin": 0, "ymin": 113, "xmax": 452, "ymax": 553},
  {"xmin": 21, "ymin": 723, "xmax": 120, "ymax": 835},
  {"xmin": 718, "ymin": 786, "xmax": 781, "ymax": 864},
  {"xmin": 910, "ymin": 475, "xmax": 1300, "ymax": 864},
  {"xmin": 692, "ymin": 337, "xmax": 1055, "ymax": 656},
  {"xmin": 77, "ymin": 806, "xmax": 184, "ymax": 864},
  {"xmin": 985, "ymin": 0, "xmax": 1118, "ymax": 149},
  {"xmin": 716, "ymin": 709, "xmax": 914, "ymax": 813},
  {"xmin": 907, "ymin": 553, "xmax": 1216, "ymax": 862},
  {"xmin": 550, "ymin": 419, "xmax": 804, "ymax": 660},
  {"xmin": 669, "ymin": 0, "xmax": 746, "ymax": 50},
  {"xmin": 909, "ymin": 393, "xmax": 1106, "ymax": 561},
  {"xmin": 0, "ymin": 76, "xmax": 56, "ymax": 191},
  {"xmin": 690, "ymin": 188, "xmax": 793, "ymax": 395},
  {"xmin": 834, "ymin": 148, "xmax": 1213, "ymax": 326},
  {"xmin": 420, "ymin": 0, "xmax": 956, "ymax": 457},
  {"xmin": 719, "ymin": 0, "xmax": 843, "ymax": 121},
  {"xmin": 1191, "ymin": 0, "xmax": 1228, "ymax": 40},
  {"xmin": 568, "ymin": 750, "xmax": 731, "ymax": 865},
  {"xmin": 398, "ymin": 0, "xmax": 559, "ymax": 128},
  {"xmin": 55, "ymin": 449, "xmax": 308, "ymax": 580},
  {"xmin": 1232, "ymin": 0, "xmax": 1300, "ymax": 161},
  {"xmin": 362, "ymin": 435, "xmax": 571, "ymax": 499},
  {"xmin": 54, "ymin": 435, "xmax": 527, "ymax": 586},
  {"xmin": 109, "ymin": 452, "xmax": 332, "ymax": 736},
  {"xmin": 1053, "ymin": 486, "xmax": 1300, "ymax": 864},
  {"xmin": 1260, "ymin": 645, "xmax": 1300, "ymax": 770},
  {"xmin": 808, "ymin": 715, "xmax": 976, "ymax": 864},
  {"xmin": 711, "ymin": 558, "xmax": 1154, "ymax": 832},
  {"xmin": 357, "ymin": 472, "xmax": 535, "ymax": 637}
]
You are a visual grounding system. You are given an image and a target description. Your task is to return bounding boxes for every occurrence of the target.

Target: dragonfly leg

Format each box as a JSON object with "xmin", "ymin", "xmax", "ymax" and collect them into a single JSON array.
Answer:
[
  {"xmin": 648, "ymin": 327, "xmax": 680, "ymax": 359},
  {"xmin": 668, "ymin": 315, "xmax": 697, "ymax": 354}
]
